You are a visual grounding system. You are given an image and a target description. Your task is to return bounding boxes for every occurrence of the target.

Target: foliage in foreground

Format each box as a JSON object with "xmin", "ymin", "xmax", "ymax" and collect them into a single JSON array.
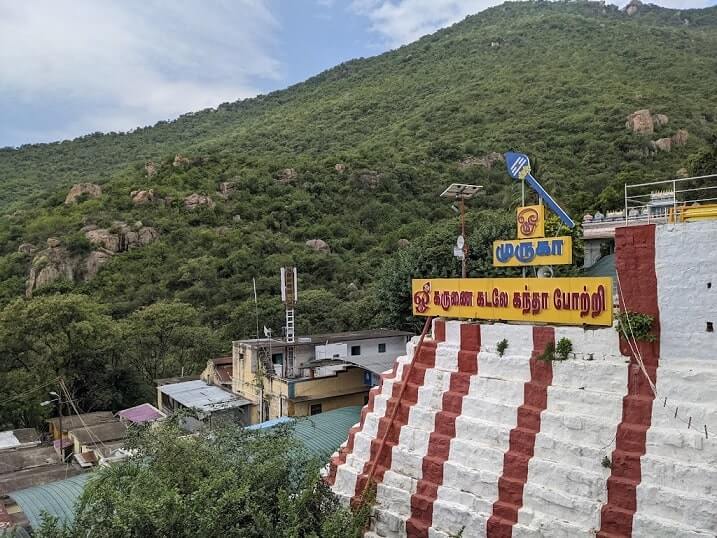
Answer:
[{"xmin": 35, "ymin": 418, "xmax": 369, "ymax": 538}]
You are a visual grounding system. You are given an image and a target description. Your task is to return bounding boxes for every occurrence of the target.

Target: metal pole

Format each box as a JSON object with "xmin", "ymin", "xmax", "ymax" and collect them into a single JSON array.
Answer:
[
  {"xmin": 673, "ymin": 179, "xmax": 677, "ymax": 223},
  {"xmin": 460, "ymin": 196, "xmax": 466, "ymax": 278},
  {"xmin": 58, "ymin": 388, "xmax": 63, "ymax": 461},
  {"xmin": 624, "ymin": 182, "xmax": 628, "ymax": 224}
]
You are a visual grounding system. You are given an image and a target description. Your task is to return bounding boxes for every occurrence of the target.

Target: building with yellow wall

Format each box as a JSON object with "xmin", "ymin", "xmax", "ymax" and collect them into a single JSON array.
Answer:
[{"xmin": 231, "ymin": 329, "xmax": 411, "ymax": 424}]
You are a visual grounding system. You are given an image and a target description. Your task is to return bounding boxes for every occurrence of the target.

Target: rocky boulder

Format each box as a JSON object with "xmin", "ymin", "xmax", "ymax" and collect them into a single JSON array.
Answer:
[
  {"xmin": 65, "ymin": 183, "xmax": 102, "ymax": 205},
  {"xmin": 305, "ymin": 239, "xmax": 330, "ymax": 253},
  {"xmin": 276, "ymin": 168, "xmax": 298, "ymax": 184},
  {"xmin": 84, "ymin": 250, "xmax": 112, "ymax": 280},
  {"xmin": 173, "ymin": 154, "xmax": 191, "ymax": 168},
  {"xmin": 26, "ymin": 243, "xmax": 75, "ymax": 297},
  {"xmin": 654, "ymin": 138, "xmax": 672, "ymax": 152},
  {"xmin": 85, "ymin": 223, "xmax": 159, "ymax": 253},
  {"xmin": 654, "ymin": 114, "xmax": 669, "ymax": 127},
  {"xmin": 184, "ymin": 193, "xmax": 215, "ymax": 210},
  {"xmin": 18, "ymin": 243, "xmax": 36, "ymax": 255},
  {"xmin": 145, "ymin": 161, "xmax": 158, "ymax": 177},
  {"xmin": 676, "ymin": 168, "xmax": 689, "ymax": 178},
  {"xmin": 217, "ymin": 181, "xmax": 236, "ymax": 199},
  {"xmin": 672, "ymin": 129, "xmax": 689, "ymax": 146},
  {"xmin": 625, "ymin": 0, "xmax": 641, "ymax": 15},
  {"xmin": 130, "ymin": 189, "xmax": 156, "ymax": 205},
  {"xmin": 397, "ymin": 238, "xmax": 410, "ymax": 248},
  {"xmin": 625, "ymin": 109, "xmax": 654, "ymax": 134},
  {"xmin": 46, "ymin": 237, "xmax": 61, "ymax": 248},
  {"xmin": 335, "ymin": 163, "xmax": 346, "ymax": 173},
  {"xmin": 458, "ymin": 152, "xmax": 504, "ymax": 170}
]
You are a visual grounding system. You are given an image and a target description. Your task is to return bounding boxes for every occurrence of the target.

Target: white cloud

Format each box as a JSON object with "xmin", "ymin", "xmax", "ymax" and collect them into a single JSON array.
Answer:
[
  {"xmin": 0, "ymin": 0, "xmax": 281, "ymax": 141},
  {"xmin": 352, "ymin": 0, "xmax": 716, "ymax": 47}
]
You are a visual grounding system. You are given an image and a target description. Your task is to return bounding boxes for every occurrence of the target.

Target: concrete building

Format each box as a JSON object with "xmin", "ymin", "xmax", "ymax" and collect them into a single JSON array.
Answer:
[
  {"xmin": 156, "ymin": 378, "xmax": 253, "ymax": 428},
  {"xmin": 232, "ymin": 329, "xmax": 412, "ymax": 424},
  {"xmin": 329, "ymin": 219, "xmax": 717, "ymax": 538}
]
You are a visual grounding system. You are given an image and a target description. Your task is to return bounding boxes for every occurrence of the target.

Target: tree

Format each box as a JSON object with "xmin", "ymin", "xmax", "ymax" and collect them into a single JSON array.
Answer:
[
  {"xmin": 0, "ymin": 294, "xmax": 135, "ymax": 424},
  {"xmin": 36, "ymin": 418, "xmax": 369, "ymax": 538},
  {"xmin": 121, "ymin": 301, "xmax": 222, "ymax": 385},
  {"xmin": 374, "ymin": 210, "xmax": 518, "ymax": 330}
]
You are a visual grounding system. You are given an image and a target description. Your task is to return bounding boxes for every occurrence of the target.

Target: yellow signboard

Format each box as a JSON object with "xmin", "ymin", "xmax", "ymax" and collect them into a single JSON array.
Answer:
[
  {"xmin": 412, "ymin": 277, "xmax": 613, "ymax": 326},
  {"xmin": 493, "ymin": 236, "xmax": 573, "ymax": 267},
  {"xmin": 517, "ymin": 205, "xmax": 545, "ymax": 239}
]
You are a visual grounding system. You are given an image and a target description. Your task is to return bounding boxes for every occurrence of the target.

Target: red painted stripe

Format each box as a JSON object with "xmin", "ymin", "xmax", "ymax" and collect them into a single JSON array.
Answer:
[
  {"xmin": 406, "ymin": 324, "xmax": 481, "ymax": 538},
  {"xmin": 487, "ymin": 326, "xmax": 555, "ymax": 538},
  {"xmin": 598, "ymin": 224, "xmax": 660, "ymax": 538},
  {"xmin": 351, "ymin": 337, "xmax": 439, "ymax": 505},
  {"xmin": 434, "ymin": 319, "xmax": 446, "ymax": 343},
  {"xmin": 326, "ymin": 360, "xmax": 401, "ymax": 485}
]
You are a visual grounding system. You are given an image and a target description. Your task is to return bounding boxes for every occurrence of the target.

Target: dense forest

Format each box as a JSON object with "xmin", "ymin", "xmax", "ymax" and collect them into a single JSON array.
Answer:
[{"xmin": 1, "ymin": 1, "xmax": 717, "ymax": 428}]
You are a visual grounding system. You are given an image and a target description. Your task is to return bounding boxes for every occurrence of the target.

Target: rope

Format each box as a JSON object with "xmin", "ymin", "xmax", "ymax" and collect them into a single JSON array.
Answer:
[
  {"xmin": 614, "ymin": 270, "xmax": 713, "ymax": 441},
  {"xmin": 361, "ymin": 316, "xmax": 433, "ymax": 500}
]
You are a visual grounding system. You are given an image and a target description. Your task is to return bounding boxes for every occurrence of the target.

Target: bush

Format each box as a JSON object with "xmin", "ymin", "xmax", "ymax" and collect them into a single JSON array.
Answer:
[{"xmin": 616, "ymin": 311, "xmax": 656, "ymax": 342}]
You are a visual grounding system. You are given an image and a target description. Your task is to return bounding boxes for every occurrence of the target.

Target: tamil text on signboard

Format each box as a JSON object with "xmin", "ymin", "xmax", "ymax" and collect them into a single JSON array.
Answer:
[{"xmin": 412, "ymin": 278, "xmax": 613, "ymax": 326}]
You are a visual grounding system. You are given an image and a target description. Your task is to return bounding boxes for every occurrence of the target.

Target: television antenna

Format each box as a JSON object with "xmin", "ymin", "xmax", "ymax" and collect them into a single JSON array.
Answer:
[{"xmin": 440, "ymin": 183, "xmax": 483, "ymax": 278}]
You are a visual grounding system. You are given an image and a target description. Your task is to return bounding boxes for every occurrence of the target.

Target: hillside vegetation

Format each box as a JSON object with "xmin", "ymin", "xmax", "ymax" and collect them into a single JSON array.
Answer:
[{"xmin": 1, "ymin": 1, "xmax": 716, "ymax": 426}]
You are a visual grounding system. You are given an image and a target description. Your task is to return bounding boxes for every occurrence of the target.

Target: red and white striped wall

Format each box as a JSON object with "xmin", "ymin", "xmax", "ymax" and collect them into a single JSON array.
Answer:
[{"xmin": 329, "ymin": 221, "xmax": 717, "ymax": 538}]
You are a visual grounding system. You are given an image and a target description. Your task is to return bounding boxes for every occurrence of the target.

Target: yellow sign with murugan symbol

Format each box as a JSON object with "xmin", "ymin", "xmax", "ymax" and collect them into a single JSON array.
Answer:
[
  {"xmin": 517, "ymin": 204, "xmax": 545, "ymax": 238},
  {"xmin": 412, "ymin": 277, "xmax": 613, "ymax": 326}
]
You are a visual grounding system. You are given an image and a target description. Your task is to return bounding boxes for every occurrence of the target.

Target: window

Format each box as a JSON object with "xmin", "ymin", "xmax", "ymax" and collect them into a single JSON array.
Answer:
[
  {"xmin": 378, "ymin": 343, "xmax": 386, "ymax": 353},
  {"xmin": 351, "ymin": 345, "xmax": 361, "ymax": 356},
  {"xmin": 310, "ymin": 403, "xmax": 322, "ymax": 416},
  {"xmin": 271, "ymin": 353, "xmax": 283, "ymax": 364},
  {"xmin": 364, "ymin": 394, "xmax": 370, "ymax": 405}
]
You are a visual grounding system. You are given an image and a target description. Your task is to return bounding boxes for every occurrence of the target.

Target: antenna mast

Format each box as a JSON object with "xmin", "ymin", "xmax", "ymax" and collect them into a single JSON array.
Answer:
[{"xmin": 281, "ymin": 267, "xmax": 298, "ymax": 378}]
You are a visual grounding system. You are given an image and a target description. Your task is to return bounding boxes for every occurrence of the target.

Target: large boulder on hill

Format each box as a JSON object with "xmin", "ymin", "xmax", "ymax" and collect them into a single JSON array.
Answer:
[
  {"xmin": 217, "ymin": 182, "xmax": 236, "ymax": 198},
  {"xmin": 18, "ymin": 243, "xmax": 36, "ymax": 255},
  {"xmin": 65, "ymin": 183, "xmax": 102, "ymax": 205},
  {"xmin": 173, "ymin": 154, "xmax": 191, "ymax": 168},
  {"xmin": 305, "ymin": 239, "xmax": 330, "ymax": 253},
  {"xmin": 335, "ymin": 163, "xmax": 346, "ymax": 173},
  {"xmin": 184, "ymin": 193, "xmax": 215, "ymax": 210},
  {"xmin": 672, "ymin": 129, "xmax": 689, "ymax": 146},
  {"xmin": 458, "ymin": 152, "xmax": 504, "ymax": 170},
  {"xmin": 145, "ymin": 161, "xmax": 158, "ymax": 177},
  {"xmin": 654, "ymin": 138, "xmax": 672, "ymax": 152},
  {"xmin": 130, "ymin": 189, "xmax": 156, "ymax": 205},
  {"xmin": 357, "ymin": 170, "xmax": 381, "ymax": 189},
  {"xmin": 85, "ymin": 223, "xmax": 159, "ymax": 252},
  {"xmin": 84, "ymin": 250, "xmax": 112, "ymax": 280},
  {"xmin": 625, "ymin": 109, "xmax": 654, "ymax": 134},
  {"xmin": 625, "ymin": 0, "xmax": 642, "ymax": 15},
  {"xmin": 654, "ymin": 114, "xmax": 669, "ymax": 127},
  {"xmin": 25, "ymin": 241, "xmax": 75, "ymax": 296}
]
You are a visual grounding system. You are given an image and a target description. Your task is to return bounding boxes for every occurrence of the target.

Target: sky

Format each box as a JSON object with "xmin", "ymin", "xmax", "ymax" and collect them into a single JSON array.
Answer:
[{"xmin": 1, "ymin": 0, "xmax": 715, "ymax": 148}]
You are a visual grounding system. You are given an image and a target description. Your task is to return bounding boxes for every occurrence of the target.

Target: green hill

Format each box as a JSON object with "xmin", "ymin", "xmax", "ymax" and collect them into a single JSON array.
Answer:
[{"xmin": 1, "ymin": 1, "xmax": 717, "ymax": 422}]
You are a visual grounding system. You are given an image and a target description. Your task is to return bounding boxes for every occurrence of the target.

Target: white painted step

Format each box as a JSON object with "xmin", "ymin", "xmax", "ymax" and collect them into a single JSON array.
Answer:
[
  {"xmin": 641, "ymin": 453, "xmax": 717, "ymax": 495},
  {"xmin": 540, "ymin": 410, "xmax": 619, "ymax": 447},
  {"xmin": 533, "ymin": 431, "xmax": 613, "ymax": 469},
  {"xmin": 547, "ymin": 386, "xmax": 624, "ymax": 420},
  {"xmin": 454, "ymin": 415, "xmax": 512, "ymax": 446},
  {"xmin": 441, "ymin": 458, "xmax": 502, "ymax": 502},
  {"xmin": 633, "ymin": 511, "xmax": 717, "ymax": 538},
  {"xmin": 525, "ymin": 458, "xmax": 610, "ymax": 501},
  {"xmin": 550, "ymin": 358, "xmax": 628, "ymax": 393},
  {"xmin": 518, "ymin": 482, "xmax": 602, "ymax": 529},
  {"xmin": 514, "ymin": 516, "xmax": 596, "ymax": 538},
  {"xmin": 636, "ymin": 482, "xmax": 717, "ymax": 531},
  {"xmin": 461, "ymin": 396, "xmax": 522, "ymax": 425},
  {"xmin": 645, "ymin": 426, "xmax": 717, "ymax": 466}
]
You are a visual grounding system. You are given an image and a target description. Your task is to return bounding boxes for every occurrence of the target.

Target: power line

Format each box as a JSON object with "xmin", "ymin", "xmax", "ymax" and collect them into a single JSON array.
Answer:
[{"xmin": 0, "ymin": 376, "xmax": 62, "ymax": 408}]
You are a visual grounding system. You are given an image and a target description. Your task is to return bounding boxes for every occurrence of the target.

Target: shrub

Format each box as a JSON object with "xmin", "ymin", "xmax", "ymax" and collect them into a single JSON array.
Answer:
[
  {"xmin": 616, "ymin": 311, "xmax": 656, "ymax": 342},
  {"xmin": 496, "ymin": 338, "xmax": 508, "ymax": 357}
]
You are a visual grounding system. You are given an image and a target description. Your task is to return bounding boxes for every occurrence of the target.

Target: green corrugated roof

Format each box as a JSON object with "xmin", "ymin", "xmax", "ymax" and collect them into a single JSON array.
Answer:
[
  {"xmin": 9, "ymin": 473, "xmax": 92, "ymax": 530},
  {"xmin": 291, "ymin": 406, "xmax": 361, "ymax": 459},
  {"xmin": 583, "ymin": 253, "xmax": 616, "ymax": 279}
]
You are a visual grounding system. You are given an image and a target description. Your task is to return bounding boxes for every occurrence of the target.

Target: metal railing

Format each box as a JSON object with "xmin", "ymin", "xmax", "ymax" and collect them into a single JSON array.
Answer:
[{"xmin": 624, "ymin": 173, "xmax": 717, "ymax": 224}]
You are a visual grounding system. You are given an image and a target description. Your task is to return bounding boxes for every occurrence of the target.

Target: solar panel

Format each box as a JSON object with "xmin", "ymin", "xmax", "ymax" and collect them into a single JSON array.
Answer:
[{"xmin": 440, "ymin": 183, "xmax": 483, "ymax": 199}]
